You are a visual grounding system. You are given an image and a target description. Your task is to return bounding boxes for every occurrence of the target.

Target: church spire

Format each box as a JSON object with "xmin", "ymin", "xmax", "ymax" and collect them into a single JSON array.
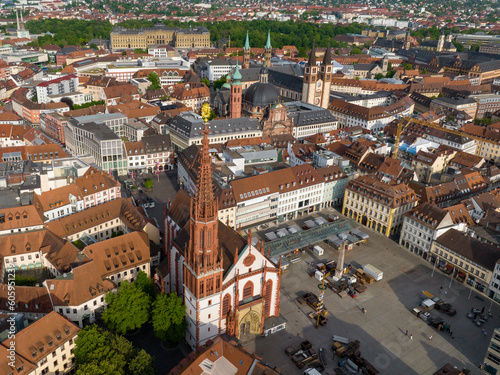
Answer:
[
  {"xmin": 323, "ymin": 42, "xmax": 332, "ymax": 65},
  {"xmin": 308, "ymin": 42, "xmax": 317, "ymax": 66},
  {"xmin": 244, "ymin": 31, "xmax": 250, "ymax": 51},
  {"xmin": 192, "ymin": 103, "xmax": 216, "ymax": 222},
  {"xmin": 265, "ymin": 30, "xmax": 272, "ymax": 50}
]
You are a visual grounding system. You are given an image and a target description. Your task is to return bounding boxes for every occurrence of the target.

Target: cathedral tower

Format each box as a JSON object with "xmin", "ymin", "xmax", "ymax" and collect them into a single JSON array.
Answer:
[
  {"xmin": 264, "ymin": 30, "xmax": 272, "ymax": 68},
  {"xmin": 184, "ymin": 104, "xmax": 224, "ymax": 348},
  {"xmin": 319, "ymin": 42, "xmax": 333, "ymax": 109},
  {"xmin": 243, "ymin": 31, "xmax": 250, "ymax": 70},
  {"xmin": 230, "ymin": 63, "xmax": 242, "ymax": 118},
  {"xmin": 302, "ymin": 43, "xmax": 319, "ymax": 106}
]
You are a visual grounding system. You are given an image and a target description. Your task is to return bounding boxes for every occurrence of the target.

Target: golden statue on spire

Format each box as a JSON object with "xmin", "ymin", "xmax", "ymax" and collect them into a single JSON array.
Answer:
[{"xmin": 201, "ymin": 102, "xmax": 211, "ymax": 123}]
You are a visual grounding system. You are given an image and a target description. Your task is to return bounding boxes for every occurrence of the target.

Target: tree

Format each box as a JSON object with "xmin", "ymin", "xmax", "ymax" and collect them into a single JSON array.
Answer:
[
  {"xmin": 129, "ymin": 349, "xmax": 156, "ymax": 375},
  {"xmin": 374, "ymin": 73, "xmax": 385, "ymax": 80},
  {"xmin": 103, "ymin": 281, "xmax": 151, "ymax": 335},
  {"xmin": 421, "ymin": 68, "xmax": 428, "ymax": 74},
  {"xmin": 74, "ymin": 325, "xmax": 155, "ymax": 375},
  {"xmin": 452, "ymin": 41, "xmax": 465, "ymax": 52},
  {"xmin": 151, "ymin": 293, "xmax": 186, "ymax": 343},
  {"xmin": 60, "ymin": 97, "xmax": 74, "ymax": 110},
  {"xmin": 90, "ymin": 43, "xmax": 98, "ymax": 50},
  {"xmin": 213, "ymin": 76, "xmax": 226, "ymax": 90},
  {"xmin": 201, "ymin": 77, "xmax": 210, "ymax": 88},
  {"xmin": 147, "ymin": 72, "xmax": 161, "ymax": 91},
  {"xmin": 135, "ymin": 271, "xmax": 156, "ymax": 298},
  {"xmin": 401, "ymin": 62, "xmax": 413, "ymax": 70},
  {"xmin": 350, "ymin": 47, "xmax": 362, "ymax": 55},
  {"xmin": 144, "ymin": 179, "xmax": 154, "ymax": 190}
]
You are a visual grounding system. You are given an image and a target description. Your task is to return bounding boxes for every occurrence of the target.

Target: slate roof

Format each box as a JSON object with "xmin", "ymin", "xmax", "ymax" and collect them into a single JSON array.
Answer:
[{"xmin": 169, "ymin": 112, "xmax": 260, "ymax": 139}]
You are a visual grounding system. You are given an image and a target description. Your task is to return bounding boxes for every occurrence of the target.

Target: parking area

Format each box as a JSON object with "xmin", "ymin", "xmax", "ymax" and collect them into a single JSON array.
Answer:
[{"xmin": 243, "ymin": 209, "xmax": 499, "ymax": 375}]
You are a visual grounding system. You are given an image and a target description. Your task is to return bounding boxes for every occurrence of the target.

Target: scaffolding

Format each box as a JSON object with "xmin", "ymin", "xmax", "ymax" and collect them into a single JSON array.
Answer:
[{"xmin": 268, "ymin": 218, "xmax": 358, "ymax": 258}]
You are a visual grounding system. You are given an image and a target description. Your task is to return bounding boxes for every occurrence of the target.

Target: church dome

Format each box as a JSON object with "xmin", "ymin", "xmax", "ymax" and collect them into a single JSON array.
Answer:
[{"xmin": 242, "ymin": 81, "xmax": 279, "ymax": 108}]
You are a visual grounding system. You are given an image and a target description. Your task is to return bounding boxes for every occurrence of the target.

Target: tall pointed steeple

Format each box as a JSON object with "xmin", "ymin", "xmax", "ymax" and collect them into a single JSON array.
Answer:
[
  {"xmin": 191, "ymin": 115, "xmax": 216, "ymax": 222},
  {"xmin": 323, "ymin": 42, "xmax": 332, "ymax": 65},
  {"xmin": 15, "ymin": 10, "xmax": 20, "ymax": 31},
  {"xmin": 308, "ymin": 42, "xmax": 317, "ymax": 66},
  {"xmin": 264, "ymin": 30, "xmax": 272, "ymax": 68},
  {"xmin": 244, "ymin": 31, "xmax": 250, "ymax": 51},
  {"xmin": 265, "ymin": 30, "xmax": 272, "ymax": 50},
  {"xmin": 243, "ymin": 31, "xmax": 250, "ymax": 69}
]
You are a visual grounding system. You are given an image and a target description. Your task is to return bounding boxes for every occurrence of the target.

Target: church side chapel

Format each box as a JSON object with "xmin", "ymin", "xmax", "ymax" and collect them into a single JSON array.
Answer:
[{"xmin": 163, "ymin": 104, "xmax": 283, "ymax": 349}]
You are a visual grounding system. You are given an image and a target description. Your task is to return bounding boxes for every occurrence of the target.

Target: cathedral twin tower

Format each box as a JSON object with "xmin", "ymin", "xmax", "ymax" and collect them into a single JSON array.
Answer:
[{"xmin": 239, "ymin": 31, "xmax": 332, "ymax": 110}]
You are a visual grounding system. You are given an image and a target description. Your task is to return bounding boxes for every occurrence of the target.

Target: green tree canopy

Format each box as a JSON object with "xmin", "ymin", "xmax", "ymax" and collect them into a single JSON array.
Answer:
[
  {"xmin": 144, "ymin": 179, "xmax": 154, "ymax": 189},
  {"xmin": 151, "ymin": 293, "xmax": 186, "ymax": 343},
  {"xmin": 103, "ymin": 281, "xmax": 151, "ymax": 335},
  {"xmin": 201, "ymin": 77, "xmax": 210, "ymax": 88},
  {"xmin": 350, "ymin": 47, "xmax": 362, "ymax": 55},
  {"xmin": 401, "ymin": 62, "xmax": 413, "ymax": 70},
  {"xmin": 213, "ymin": 76, "xmax": 226, "ymax": 90},
  {"xmin": 147, "ymin": 72, "xmax": 161, "ymax": 91},
  {"xmin": 135, "ymin": 271, "xmax": 156, "ymax": 298},
  {"xmin": 75, "ymin": 325, "xmax": 155, "ymax": 375}
]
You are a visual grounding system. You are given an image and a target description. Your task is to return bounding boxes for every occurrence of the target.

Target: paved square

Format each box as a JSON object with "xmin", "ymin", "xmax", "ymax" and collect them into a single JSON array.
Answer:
[{"xmin": 243, "ymin": 210, "xmax": 499, "ymax": 375}]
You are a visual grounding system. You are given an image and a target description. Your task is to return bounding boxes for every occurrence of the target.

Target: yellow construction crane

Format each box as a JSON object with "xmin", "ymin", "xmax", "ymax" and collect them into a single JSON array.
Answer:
[{"xmin": 392, "ymin": 116, "xmax": 496, "ymax": 160}]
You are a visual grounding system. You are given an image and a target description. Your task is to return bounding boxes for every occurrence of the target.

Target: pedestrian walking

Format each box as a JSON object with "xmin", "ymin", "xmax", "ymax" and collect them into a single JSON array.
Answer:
[
  {"xmin": 484, "ymin": 331, "xmax": 487, "ymax": 336},
  {"xmin": 428, "ymin": 335, "xmax": 433, "ymax": 341},
  {"xmin": 410, "ymin": 334, "xmax": 413, "ymax": 340},
  {"xmin": 405, "ymin": 330, "xmax": 408, "ymax": 336},
  {"xmin": 440, "ymin": 286, "xmax": 443, "ymax": 291}
]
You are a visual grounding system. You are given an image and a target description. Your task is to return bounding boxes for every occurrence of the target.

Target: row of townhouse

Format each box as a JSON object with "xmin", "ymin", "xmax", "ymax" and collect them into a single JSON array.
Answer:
[
  {"xmin": 230, "ymin": 164, "xmax": 348, "ymax": 229},
  {"xmin": 32, "ymin": 168, "xmax": 121, "ymax": 222},
  {"xmin": 0, "ymin": 229, "xmax": 154, "ymax": 328}
]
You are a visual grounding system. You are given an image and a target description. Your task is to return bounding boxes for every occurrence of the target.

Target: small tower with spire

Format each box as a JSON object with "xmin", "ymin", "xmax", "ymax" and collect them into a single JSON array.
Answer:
[
  {"xmin": 302, "ymin": 42, "xmax": 318, "ymax": 106},
  {"xmin": 319, "ymin": 42, "xmax": 333, "ymax": 109},
  {"xmin": 264, "ymin": 30, "xmax": 272, "ymax": 68},
  {"xmin": 230, "ymin": 62, "xmax": 242, "ymax": 119},
  {"xmin": 243, "ymin": 31, "xmax": 250, "ymax": 70}
]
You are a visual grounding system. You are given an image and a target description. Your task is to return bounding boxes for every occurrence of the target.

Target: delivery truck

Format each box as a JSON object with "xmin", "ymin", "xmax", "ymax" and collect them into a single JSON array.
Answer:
[{"xmin": 362, "ymin": 264, "xmax": 383, "ymax": 281}]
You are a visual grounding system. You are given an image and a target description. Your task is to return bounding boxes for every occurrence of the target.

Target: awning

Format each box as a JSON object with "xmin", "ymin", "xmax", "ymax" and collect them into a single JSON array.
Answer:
[
  {"xmin": 445, "ymin": 264, "xmax": 454, "ymax": 270},
  {"xmin": 457, "ymin": 271, "xmax": 466, "ymax": 277}
]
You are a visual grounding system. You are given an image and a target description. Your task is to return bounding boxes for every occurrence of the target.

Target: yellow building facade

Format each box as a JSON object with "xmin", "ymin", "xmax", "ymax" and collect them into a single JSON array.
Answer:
[
  {"xmin": 343, "ymin": 175, "xmax": 418, "ymax": 237},
  {"xmin": 111, "ymin": 24, "xmax": 210, "ymax": 51}
]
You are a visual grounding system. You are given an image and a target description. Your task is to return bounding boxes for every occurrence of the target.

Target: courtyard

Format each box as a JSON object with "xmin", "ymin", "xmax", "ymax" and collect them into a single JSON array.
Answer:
[{"xmin": 242, "ymin": 210, "xmax": 499, "ymax": 375}]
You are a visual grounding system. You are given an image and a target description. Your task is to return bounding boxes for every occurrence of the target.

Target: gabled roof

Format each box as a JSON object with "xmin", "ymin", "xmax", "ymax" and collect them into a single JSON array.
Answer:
[
  {"xmin": 12, "ymin": 311, "xmax": 80, "ymax": 364},
  {"xmin": 34, "ymin": 184, "xmax": 82, "ymax": 212},
  {"xmin": 82, "ymin": 231, "xmax": 150, "ymax": 278},
  {"xmin": 0, "ymin": 205, "xmax": 43, "ymax": 232},
  {"xmin": 46, "ymin": 260, "xmax": 116, "ymax": 307},
  {"xmin": 405, "ymin": 202, "xmax": 450, "ymax": 229},
  {"xmin": 0, "ymin": 285, "xmax": 52, "ymax": 314},
  {"xmin": 44, "ymin": 197, "xmax": 149, "ymax": 238},
  {"xmin": 435, "ymin": 229, "xmax": 500, "ymax": 270}
]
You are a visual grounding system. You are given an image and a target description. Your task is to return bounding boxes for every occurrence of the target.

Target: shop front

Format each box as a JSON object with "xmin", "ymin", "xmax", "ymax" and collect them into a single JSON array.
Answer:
[{"xmin": 456, "ymin": 270, "xmax": 467, "ymax": 283}]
